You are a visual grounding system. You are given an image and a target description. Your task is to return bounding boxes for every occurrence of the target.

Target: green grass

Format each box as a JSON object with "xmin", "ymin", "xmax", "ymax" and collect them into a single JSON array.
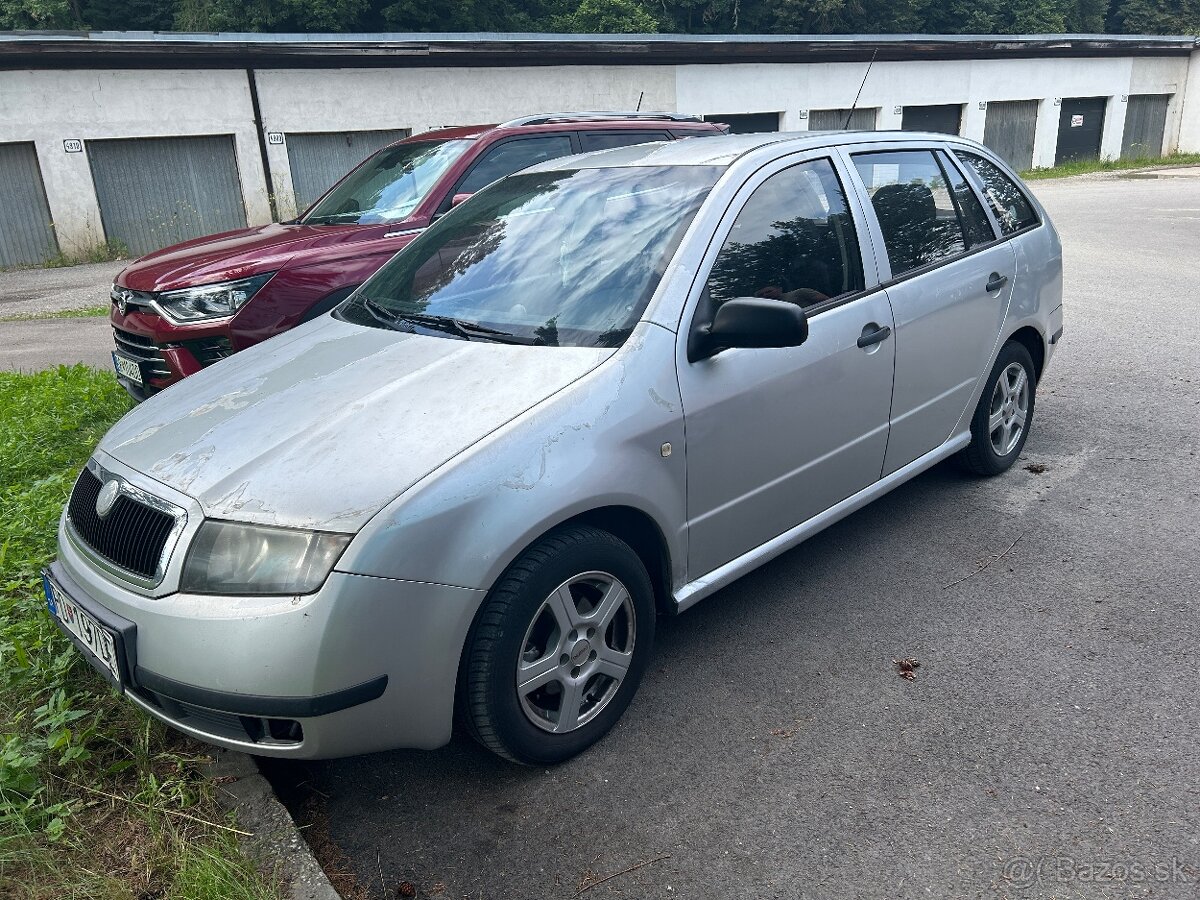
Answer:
[
  {"xmin": 1021, "ymin": 152, "xmax": 1200, "ymax": 180},
  {"xmin": 0, "ymin": 305, "xmax": 111, "ymax": 323},
  {"xmin": 0, "ymin": 366, "xmax": 279, "ymax": 900}
]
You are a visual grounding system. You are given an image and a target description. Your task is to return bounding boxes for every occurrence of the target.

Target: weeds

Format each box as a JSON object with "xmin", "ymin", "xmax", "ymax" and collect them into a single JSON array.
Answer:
[
  {"xmin": 0, "ymin": 366, "xmax": 278, "ymax": 899},
  {"xmin": 1022, "ymin": 151, "xmax": 1200, "ymax": 180},
  {"xmin": 1, "ymin": 240, "xmax": 128, "ymax": 273}
]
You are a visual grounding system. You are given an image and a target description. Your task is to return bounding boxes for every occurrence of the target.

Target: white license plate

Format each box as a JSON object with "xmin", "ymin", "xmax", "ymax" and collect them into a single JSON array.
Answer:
[
  {"xmin": 112, "ymin": 351, "xmax": 143, "ymax": 386},
  {"xmin": 44, "ymin": 575, "xmax": 122, "ymax": 684}
]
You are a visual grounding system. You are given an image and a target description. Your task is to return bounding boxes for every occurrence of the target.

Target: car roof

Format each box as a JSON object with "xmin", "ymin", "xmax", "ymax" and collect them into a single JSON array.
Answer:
[
  {"xmin": 402, "ymin": 117, "xmax": 720, "ymax": 146},
  {"xmin": 528, "ymin": 130, "xmax": 983, "ymax": 171}
]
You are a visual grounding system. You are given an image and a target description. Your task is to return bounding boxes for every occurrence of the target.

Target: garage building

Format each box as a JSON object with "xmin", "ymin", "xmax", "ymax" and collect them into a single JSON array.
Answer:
[{"xmin": 0, "ymin": 31, "xmax": 1197, "ymax": 265}]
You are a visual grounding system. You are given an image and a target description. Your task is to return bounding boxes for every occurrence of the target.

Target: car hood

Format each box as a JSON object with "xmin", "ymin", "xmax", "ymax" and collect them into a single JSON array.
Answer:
[
  {"xmin": 117, "ymin": 220, "xmax": 419, "ymax": 292},
  {"xmin": 97, "ymin": 318, "xmax": 612, "ymax": 531}
]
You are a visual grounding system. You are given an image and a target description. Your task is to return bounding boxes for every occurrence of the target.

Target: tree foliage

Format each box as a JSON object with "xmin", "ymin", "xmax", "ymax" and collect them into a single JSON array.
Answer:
[{"xmin": 2, "ymin": 0, "xmax": 1195, "ymax": 35}]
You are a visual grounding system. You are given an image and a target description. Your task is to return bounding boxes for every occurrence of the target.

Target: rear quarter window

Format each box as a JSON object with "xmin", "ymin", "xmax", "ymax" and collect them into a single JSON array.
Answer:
[{"xmin": 954, "ymin": 151, "xmax": 1039, "ymax": 235}]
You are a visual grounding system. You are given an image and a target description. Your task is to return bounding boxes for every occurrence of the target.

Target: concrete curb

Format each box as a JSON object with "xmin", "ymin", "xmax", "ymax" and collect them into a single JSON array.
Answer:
[{"xmin": 208, "ymin": 748, "xmax": 342, "ymax": 900}]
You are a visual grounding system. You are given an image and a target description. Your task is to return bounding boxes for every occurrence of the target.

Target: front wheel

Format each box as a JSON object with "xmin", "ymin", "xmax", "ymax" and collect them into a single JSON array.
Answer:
[
  {"xmin": 460, "ymin": 525, "xmax": 655, "ymax": 765},
  {"xmin": 957, "ymin": 340, "xmax": 1037, "ymax": 476}
]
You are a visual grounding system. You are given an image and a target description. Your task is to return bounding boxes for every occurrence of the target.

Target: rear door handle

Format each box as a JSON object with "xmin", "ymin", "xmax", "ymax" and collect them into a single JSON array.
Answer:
[
  {"xmin": 986, "ymin": 273, "xmax": 1009, "ymax": 292},
  {"xmin": 857, "ymin": 323, "xmax": 892, "ymax": 348}
]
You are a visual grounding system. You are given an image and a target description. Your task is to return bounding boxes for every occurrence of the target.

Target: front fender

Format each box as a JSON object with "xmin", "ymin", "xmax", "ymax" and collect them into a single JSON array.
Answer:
[{"xmin": 336, "ymin": 323, "xmax": 688, "ymax": 594}]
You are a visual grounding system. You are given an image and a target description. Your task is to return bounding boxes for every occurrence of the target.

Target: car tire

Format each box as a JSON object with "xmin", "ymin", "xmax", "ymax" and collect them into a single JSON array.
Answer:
[
  {"xmin": 957, "ymin": 340, "xmax": 1037, "ymax": 477},
  {"xmin": 460, "ymin": 525, "xmax": 655, "ymax": 765}
]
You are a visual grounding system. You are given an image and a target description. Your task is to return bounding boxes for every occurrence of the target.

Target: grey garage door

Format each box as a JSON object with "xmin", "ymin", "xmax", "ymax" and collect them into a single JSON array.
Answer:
[
  {"xmin": 809, "ymin": 108, "xmax": 878, "ymax": 131},
  {"xmin": 902, "ymin": 104, "xmax": 963, "ymax": 135},
  {"xmin": 0, "ymin": 142, "xmax": 59, "ymax": 267},
  {"xmin": 286, "ymin": 130, "xmax": 409, "ymax": 213},
  {"xmin": 87, "ymin": 135, "xmax": 247, "ymax": 257},
  {"xmin": 1122, "ymin": 94, "xmax": 1170, "ymax": 159},
  {"xmin": 983, "ymin": 100, "xmax": 1040, "ymax": 172}
]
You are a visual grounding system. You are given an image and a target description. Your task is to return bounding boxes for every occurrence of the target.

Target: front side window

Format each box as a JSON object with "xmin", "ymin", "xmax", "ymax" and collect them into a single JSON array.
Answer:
[
  {"xmin": 456, "ymin": 136, "xmax": 575, "ymax": 196},
  {"xmin": 853, "ymin": 150, "xmax": 973, "ymax": 277},
  {"xmin": 340, "ymin": 165, "xmax": 720, "ymax": 349},
  {"xmin": 302, "ymin": 139, "xmax": 472, "ymax": 225},
  {"xmin": 705, "ymin": 158, "xmax": 865, "ymax": 314},
  {"xmin": 954, "ymin": 151, "xmax": 1039, "ymax": 235}
]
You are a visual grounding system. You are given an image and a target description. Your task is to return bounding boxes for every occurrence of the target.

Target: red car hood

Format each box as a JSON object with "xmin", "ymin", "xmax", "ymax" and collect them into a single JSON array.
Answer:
[{"xmin": 116, "ymin": 219, "xmax": 422, "ymax": 293}]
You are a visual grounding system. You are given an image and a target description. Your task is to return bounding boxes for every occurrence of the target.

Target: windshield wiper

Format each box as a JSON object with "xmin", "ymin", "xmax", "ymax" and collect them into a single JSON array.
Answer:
[
  {"xmin": 304, "ymin": 212, "xmax": 363, "ymax": 225},
  {"xmin": 358, "ymin": 301, "xmax": 536, "ymax": 345},
  {"xmin": 399, "ymin": 313, "xmax": 540, "ymax": 345}
]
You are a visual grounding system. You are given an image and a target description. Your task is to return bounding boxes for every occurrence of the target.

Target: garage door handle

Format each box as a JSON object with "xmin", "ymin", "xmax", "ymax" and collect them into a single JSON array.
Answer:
[
  {"xmin": 986, "ymin": 273, "xmax": 1009, "ymax": 292},
  {"xmin": 857, "ymin": 324, "xmax": 892, "ymax": 348}
]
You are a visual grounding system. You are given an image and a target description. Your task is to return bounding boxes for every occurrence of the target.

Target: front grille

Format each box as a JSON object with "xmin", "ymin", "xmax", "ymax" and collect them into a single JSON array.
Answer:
[
  {"xmin": 110, "ymin": 285, "xmax": 157, "ymax": 314},
  {"xmin": 184, "ymin": 336, "xmax": 234, "ymax": 368},
  {"xmin": 67, "ymin": 467, "xmax": 177, "ymax": 581},
  {"xmin": 112, "ymin": 327, "xmax": 171, "ymax": 378}
]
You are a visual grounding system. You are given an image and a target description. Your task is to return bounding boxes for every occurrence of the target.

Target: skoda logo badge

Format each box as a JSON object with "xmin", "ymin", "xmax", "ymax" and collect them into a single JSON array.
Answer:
[{"xmin": 96, "ymin": 479, "xmax": 121, "ymax": 518}]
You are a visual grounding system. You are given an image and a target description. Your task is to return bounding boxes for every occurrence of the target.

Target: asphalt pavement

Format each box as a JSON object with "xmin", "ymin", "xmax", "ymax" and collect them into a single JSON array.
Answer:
[
  {"xmin": 0, "ymin": 259, "xmax": 121, "ymax": 372},
  {"xmin": 260, "ymin": 172, "xmax": 1200, "ymax": 900}
]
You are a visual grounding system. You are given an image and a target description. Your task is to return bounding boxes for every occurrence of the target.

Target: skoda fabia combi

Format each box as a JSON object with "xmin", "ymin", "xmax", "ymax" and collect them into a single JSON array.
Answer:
[{"xmin": 47, "ymin": 132, "xmax": 1063, "ymax": 764}]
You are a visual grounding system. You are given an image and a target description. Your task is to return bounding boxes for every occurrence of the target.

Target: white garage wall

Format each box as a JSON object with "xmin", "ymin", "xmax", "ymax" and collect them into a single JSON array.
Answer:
[
  {"xmin": 0, "ymin": 69, "xmax": 272, "ymax": 255},
  {"xmin": 254, "ymin": 66, "xmax": 675, "ymax": 219},
  {"xmin": 676, "ymin": 55, "xmax": 1191, "ymax": 167},
  {"xmin": 2, "ymin": 46, "xmax": 1196, "ymax": 258},
  {"xmin": 1179, "ymin": 50, "xmax": 1200, "ymax": 154}
]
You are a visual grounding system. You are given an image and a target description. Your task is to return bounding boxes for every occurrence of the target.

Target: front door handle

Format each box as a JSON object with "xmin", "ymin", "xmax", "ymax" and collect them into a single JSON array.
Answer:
[
  {"xmin": 857, "ymin": 323, "xmax": 892, "ymax": 348},
  {"xmin": 986, "ymin": 273, "xmax": 1009, "ymax": 292}
]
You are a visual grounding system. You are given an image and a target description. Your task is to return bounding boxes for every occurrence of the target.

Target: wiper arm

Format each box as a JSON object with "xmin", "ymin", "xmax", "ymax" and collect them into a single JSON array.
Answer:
[
  {"xmin": 359, "ymin": 297, "xmax": 410, "ymax": 332},
  {"xmin": 450, "ymin": 319, "xmax": 539, "ymax": 345},
  {"xmin": 395, "ymin": 312, "xmax": 473, "ymax": 340}
]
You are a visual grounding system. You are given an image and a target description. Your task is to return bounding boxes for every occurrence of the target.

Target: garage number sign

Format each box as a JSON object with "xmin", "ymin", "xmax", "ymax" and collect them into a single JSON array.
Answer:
[
  {"xmin": 63, "ymin": 139, "xmax": 83, "ymax": 153},
  {"xmin": 267, "ymin": 132, "xmax": 284, "ymax": 145},
  {"xmin": 1071, "ymin": 115, "xmax": 1085, "ymax": 128}
]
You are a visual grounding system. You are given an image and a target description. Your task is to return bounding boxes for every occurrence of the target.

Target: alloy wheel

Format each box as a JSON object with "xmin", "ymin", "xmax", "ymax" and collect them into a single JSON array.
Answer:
[
  {"xmin": 988, "ymin": 361, "xmax": 1030, "ymax": 456},
  {"xmin": 515, "ymin": 571, "xmax": 636, "ymax": 734}
]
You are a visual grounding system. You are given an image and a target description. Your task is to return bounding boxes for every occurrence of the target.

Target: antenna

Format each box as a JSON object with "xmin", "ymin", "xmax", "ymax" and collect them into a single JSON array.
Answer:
[
  {"xmin": 636, "ymin": 91, "xmax": 644, "ymax": 112},
  {"xmin": 843, "ymin": 48, "xmax": 878, "ymax": 130}
]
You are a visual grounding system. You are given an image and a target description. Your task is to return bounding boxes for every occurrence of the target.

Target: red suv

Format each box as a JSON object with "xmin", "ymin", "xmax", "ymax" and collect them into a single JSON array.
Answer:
[{"xmin": 108, "ymin": 113, "xmax": 725, "ymax": 399}]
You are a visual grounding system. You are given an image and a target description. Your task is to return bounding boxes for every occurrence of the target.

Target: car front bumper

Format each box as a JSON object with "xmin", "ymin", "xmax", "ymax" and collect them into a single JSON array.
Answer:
[{"xmin": 52, "ymin": 522, "xmax": 486, "ymax": 758}]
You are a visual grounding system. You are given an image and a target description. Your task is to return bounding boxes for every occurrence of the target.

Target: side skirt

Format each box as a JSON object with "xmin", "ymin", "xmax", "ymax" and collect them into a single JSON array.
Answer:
[{"xmin": 673, "ymin": 432, "xmax": 971, "ymax": 613}]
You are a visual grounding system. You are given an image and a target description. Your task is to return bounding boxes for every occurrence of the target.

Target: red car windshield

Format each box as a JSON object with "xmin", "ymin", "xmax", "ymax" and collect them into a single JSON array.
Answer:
[{"xmin": 302, "ymin": 139, "xmax": 473, "ymax": 226}]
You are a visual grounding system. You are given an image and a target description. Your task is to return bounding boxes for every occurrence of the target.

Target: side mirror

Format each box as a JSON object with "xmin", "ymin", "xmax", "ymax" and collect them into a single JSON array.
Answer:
[
  {"xmin": 451, "ymin": 192, "xmax": 474, "ymax": 208},
  {"xmin": 691, "ymin": 297, "xmax": 809, "ymax": 361}
]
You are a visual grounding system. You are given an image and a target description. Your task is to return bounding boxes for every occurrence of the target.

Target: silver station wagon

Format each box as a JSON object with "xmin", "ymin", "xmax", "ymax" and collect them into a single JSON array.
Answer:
[{"xmin": 46, "ymin": 132, "xmax": 1063, "ymax": 764}]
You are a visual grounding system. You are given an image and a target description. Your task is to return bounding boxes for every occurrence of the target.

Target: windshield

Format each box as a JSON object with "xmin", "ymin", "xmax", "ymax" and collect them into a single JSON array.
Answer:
[
  {"xmin": 339, "ymin": 165, "xmax": 721, "ymax": 348},
  {"xmin": 302, "ymin": 139, "xmax": 472, "ymax": 225}
]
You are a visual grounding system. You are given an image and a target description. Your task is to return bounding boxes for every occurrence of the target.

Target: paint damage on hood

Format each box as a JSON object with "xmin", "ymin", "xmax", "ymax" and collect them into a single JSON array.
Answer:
[{"xmin": 97, "ymin": 316, "xmax": 611, "ymax": 531}]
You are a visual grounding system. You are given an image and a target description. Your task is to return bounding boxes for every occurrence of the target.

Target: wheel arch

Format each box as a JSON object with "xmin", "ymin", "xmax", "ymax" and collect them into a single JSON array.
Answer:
[{"xmin": 1006, "ymin": 324, "xmax": 1046, "ymax": 382}]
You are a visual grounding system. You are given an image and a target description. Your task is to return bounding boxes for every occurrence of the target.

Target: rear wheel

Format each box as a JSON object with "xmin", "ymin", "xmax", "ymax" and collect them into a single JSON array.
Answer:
[
  {"xmin": 957, "ymin": 340, "xmax": 1036, "ymax": 476},
  {"xmin": 461, "ymin": 525, "xmax": 655, "ymax": 765}
]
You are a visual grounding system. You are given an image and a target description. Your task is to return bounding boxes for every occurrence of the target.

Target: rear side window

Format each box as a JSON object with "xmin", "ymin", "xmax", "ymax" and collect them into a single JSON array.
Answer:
[
  {"xmin": 457, "ymin": 135, "xmax": 574, "ymax": 195},
  {"xmin": 852, "ymin": 150, "xmax": 971, "ymax": 277},
  {"xmin": 705, "ymin": 158, "xmax": 864, "ymax": 312},
  {"xmin": 954, "ymin": 151, "xmax": 1039, "ymax": 235},
  {"xmin": 578, "ymin": 131, "xmax": 670, "ymax": 152}
]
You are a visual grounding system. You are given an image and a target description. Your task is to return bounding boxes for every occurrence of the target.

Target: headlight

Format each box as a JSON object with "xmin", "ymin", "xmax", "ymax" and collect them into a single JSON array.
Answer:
[
  {"xmin": 181, "ymin": 520, "xmax": 350, "ymax": 596},
  {"xmin": 155, "ymin": 273, "xmax": 275, "ymax": 323}
]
